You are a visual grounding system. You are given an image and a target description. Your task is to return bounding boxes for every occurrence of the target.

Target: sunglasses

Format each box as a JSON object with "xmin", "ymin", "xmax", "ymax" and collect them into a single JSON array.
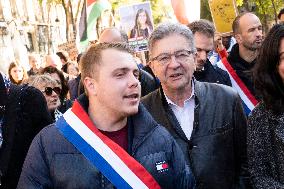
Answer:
[{"xmin": 42, "ymin": 87, "xmax": 61, "ymax": 96}]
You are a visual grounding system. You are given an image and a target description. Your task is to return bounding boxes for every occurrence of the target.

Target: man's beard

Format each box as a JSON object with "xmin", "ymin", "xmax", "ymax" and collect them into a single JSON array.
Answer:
[{"xmin": 243, "ymin": 40, "xmax": 262, "ymax": 51}]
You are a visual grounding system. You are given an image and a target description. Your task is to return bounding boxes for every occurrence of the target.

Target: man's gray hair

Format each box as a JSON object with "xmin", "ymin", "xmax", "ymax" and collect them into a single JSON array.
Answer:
[{"xmin": 148, "ymin": 22, "xmax": 196, "ymax": 58}]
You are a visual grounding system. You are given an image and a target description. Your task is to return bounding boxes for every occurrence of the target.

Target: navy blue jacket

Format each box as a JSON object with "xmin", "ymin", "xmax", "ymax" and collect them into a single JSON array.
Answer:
[
  {"xmin": 194, "ymin": 59, "xmax": 232, "ymax": 87},
  {"xmin": 227, "ymin": 44, "xmax": 256, "ymax": 96},
  {"xmin": 17, "ymin": 95, "xmax": 195, "ymax": 189}
]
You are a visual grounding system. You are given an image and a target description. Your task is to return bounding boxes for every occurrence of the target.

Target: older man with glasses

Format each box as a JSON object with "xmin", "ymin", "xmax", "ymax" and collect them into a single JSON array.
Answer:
[{"xmin": 142, "ymin": 22, "xmax": 251, "ymax": 188}]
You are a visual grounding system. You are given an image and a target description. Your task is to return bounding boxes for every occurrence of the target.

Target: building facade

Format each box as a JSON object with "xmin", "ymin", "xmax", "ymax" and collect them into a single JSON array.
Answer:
[{"xmin": 0, "ymin": 0, "xmax": 68, "ymax": 74}]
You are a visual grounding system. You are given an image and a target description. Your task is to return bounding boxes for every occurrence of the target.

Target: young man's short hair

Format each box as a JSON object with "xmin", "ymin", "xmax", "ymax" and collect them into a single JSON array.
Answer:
[{"xmin": 80, "ymin": 43, "xmax": 133, "ymax": 80}]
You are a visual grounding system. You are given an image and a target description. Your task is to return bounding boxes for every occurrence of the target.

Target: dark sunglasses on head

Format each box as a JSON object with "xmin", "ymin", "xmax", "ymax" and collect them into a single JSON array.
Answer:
[{"xmin": 42, "ymin": 87, "xmax": 61, "ymax": 96}]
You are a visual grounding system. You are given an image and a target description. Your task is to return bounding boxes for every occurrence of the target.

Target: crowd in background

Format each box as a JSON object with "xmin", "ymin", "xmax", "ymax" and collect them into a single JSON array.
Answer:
[{"xmin": 0, "ymin": 7, "xmax": 283, "ymax": 189}]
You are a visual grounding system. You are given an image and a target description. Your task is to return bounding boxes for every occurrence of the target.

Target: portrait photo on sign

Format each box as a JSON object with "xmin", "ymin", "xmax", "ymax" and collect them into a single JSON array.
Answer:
[{"xmin": 119, "ymin": 2, "xmax": 154, "ymax": 52}]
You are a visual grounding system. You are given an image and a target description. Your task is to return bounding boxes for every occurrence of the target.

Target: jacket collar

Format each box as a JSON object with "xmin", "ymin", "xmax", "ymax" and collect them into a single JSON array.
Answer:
[
  {"xmin": 157, "ymin": 79, "xmax": 201, "ymax": 141},
  {"xmin": 159, "ymin": 78, "xmax": 201, "ymax": 107},
  {"xmin": 76, "ymin": 94, "xmax": 159, "ymax": 154},
  {"xmin": 129, "ymin": 103, "xmax": 159, "ymax": 153},
  {"xmin": 228, "ymin": 44, "xmax": 256, "ymax": 69}
]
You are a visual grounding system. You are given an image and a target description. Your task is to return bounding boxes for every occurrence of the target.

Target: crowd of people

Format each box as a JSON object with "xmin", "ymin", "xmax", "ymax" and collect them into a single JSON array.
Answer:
[{"xmin": 0, "ymin": 8, "xmax": 283, "ymax": 189}]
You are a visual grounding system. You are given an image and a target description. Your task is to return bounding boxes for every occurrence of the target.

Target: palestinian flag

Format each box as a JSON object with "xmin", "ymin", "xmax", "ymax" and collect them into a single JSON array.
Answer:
[{"xmin": 79, "ymin": 0, "xmax": 111, "ymax": 49}]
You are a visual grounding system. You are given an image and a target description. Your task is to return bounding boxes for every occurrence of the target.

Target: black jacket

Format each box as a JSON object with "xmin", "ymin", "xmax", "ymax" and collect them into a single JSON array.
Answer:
[
  {"xmin": 248, "ymin": 102, "xmax": 284, "ymax": 188},
  {"xmin": 227, "ymin": 44, "xmax": 256, "ymax": 96},
  {"xmin": 68, "ymin": 74, "xmax": 82, "ymax": 101},
  {"xmin": 140, "ymin": 69, "xmax": 159, "ymax": 97},
  {"xmin": 0, "ymin": 84, "xmax": 53, "ymax": 189},
  {"xmin": 17, "ymin": 95, "xmax": 195, "ymax": 189},
  {"xmin": 142, "ymin": 80, "xmax": 250, "ymax": 189},
  {"xmin": 194, "ymin": 59, "xmax": 232, "ymax": 86}
]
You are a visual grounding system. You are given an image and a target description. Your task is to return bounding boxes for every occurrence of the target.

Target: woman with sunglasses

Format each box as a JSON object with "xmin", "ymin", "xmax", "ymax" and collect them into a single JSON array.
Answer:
[
  {"xmin": 27, "ymin": 74, "xmax": 62, "ymax": 121},
  {"xmin": 41, "ymin": 66, "xmax": 72, "ymax": 115},
  {"xmin": 0, "ymin": 73, "xmax": 53, "ymax": 188}
]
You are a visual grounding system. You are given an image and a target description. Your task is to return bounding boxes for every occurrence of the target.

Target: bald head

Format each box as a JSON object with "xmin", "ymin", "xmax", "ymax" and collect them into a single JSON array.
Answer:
[
  {"xmin": 232, "ymin": 12, "xmax": 261, "ymax": 34},
  {"xmin": 233, "ymin": 12, "xmax": 263, "ymax": 52},
  {"xmin": 45, "ymin": 54, "xmax": 62, "ymax": 70},
  {"xmin": 99, "ymin": 28, "xmax": 128, "ymax": 43}
]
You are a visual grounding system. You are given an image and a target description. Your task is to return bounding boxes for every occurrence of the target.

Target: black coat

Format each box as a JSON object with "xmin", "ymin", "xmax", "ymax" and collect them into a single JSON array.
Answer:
[
  {"xmin": 68, "ymin": 74, "xmax": 82, "ymax": 101},
  {"xmin": 194, "ymin": 59, "xmax": 232, "ymax": 86},
  {"xmin": 248, "ymin": 102, "xmax": 284, "ymax": 188},
  {"xmin": 227, "ymin": 44, "xmax": 256, "ymax": 96},
  {"xmin": 140, "ymin": 69, "xmax": 159, "ymax": 97},
  {"xmin": 142, "ymin": 80, "xmax": 251, "ymax": 189},
  {"xmin": 0, "ymin": 84, "xmax": 53, "ymax": 189}
]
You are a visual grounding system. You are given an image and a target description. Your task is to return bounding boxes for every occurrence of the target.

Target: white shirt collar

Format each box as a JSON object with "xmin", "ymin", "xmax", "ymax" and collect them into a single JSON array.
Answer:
[{"xmin": 164, "ymin": 80, "xmax": 195, "ymax": 107}]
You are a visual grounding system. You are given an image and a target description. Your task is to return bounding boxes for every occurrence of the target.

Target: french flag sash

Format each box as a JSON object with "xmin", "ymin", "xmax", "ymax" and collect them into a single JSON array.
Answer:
[
  {"xmin": 217, "ymin": 58, "xmax": 258, "ymax": 115},
  {"xmin": 55, "ymin": 101, "xmax": 160, "ymax": 189}
]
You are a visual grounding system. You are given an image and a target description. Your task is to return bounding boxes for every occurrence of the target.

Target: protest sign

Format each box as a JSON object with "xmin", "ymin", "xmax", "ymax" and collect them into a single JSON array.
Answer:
[
  {"xmin": 208, "ymin": 0, "xmax": 238, "ymax": 34},
  {"xmin": 119, "ymin": 2, "xmax": 153, "ymax": 52},
  {"xmin": 58, "ymin": 41, "xmax": 78, "ymax": 61}
]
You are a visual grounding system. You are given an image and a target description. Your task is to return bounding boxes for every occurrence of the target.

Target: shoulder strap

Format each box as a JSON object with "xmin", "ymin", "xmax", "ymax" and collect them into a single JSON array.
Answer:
[{"xmin": 219, "ymin": 57, "xmax": 258, "ymax": 115}]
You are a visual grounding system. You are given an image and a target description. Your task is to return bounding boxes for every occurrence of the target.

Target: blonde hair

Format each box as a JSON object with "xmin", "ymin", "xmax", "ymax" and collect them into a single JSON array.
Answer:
[{"xmin": 27, "ymin": 74, "xmax": 57, "ymax": 89}]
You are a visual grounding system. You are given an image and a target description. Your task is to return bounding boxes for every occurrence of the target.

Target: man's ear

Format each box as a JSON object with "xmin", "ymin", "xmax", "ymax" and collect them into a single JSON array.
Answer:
[
  {"xmin": 235, "ymin": 33, "xmax": 242, "ymax": 44},
  {"xmin": 83, "ymin": 77, "xmax": 97, "ymax": 96}
]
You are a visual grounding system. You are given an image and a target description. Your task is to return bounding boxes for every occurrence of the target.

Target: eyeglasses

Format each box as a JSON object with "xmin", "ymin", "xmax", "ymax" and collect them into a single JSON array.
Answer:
[
  {"xmin": 150, "ymin": 50, "xmax": 194, "ymax": 65},
  {"xmin": 42, "ymin": 87, "xmax": 61, "ymax": 96}
]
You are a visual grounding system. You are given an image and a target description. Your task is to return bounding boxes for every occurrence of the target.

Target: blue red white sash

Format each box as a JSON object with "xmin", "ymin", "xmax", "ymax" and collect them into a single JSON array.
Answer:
[
  {"xmin": 56, "ymin": 101, "xmax": 160, "ymax": 189},
  {"xmin": 217, "ymin": 58, "xmax": 258, "ymax": 115}
]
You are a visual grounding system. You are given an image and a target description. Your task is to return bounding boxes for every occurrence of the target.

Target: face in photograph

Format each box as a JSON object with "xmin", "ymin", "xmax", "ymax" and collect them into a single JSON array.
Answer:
[{"xmin": 138, "ymin": 11, "xmax": 147, "ymax": 25}]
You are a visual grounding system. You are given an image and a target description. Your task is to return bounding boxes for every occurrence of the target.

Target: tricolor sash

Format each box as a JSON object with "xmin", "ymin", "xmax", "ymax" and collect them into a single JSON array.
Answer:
[
  {"xmin": 217, "ymin": 58, "xmax": 258, "ymax": 115},
  {"xmin": 55, "ymin": 101, "xmax": 160, "ymax": 189}
]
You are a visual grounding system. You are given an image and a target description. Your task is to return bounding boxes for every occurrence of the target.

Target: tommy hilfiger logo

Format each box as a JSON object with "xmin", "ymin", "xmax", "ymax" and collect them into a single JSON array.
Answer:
[{"xmin": 155, "ymin": 161, "xmax": 169, "ymax": 173}]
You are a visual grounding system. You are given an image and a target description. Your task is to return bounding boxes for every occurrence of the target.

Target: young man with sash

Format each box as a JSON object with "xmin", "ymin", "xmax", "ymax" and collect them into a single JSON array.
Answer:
[{"xmin": 17, "ymin": 43, "xmax": 195, "ymax": 189}]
